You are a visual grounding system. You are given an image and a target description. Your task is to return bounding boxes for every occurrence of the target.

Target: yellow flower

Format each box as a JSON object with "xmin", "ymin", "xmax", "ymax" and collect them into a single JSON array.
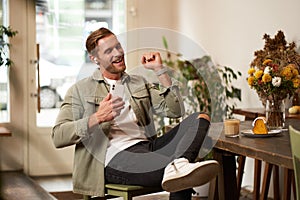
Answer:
[
  {"xmin": 292, "ymin": 67, "xmax": 299, "ymax": 77},
  {"xmin": 262, "ymin": 73, "xmax": 272, "ymax": 83},
  {"xmin": 281, "ymin": 66, "xmax": 293, "ymax": 80},
  {"xmin": 292, "ymin": 78, "xmax": 300, "ymax": 88},
  {"xmin": 254, "ymin": 70, "xmax": 263, "ymax": 79},
  {"xmin": 247, "ymin": 76, "xmax": 255, "ymax": 86},
  {"xmin": 263, "ymin": 59, "xmax": 272, "ymax": 65},
  {"xmin": 248, "ymin": 68, "xmax": 256, "ymax": 75}
]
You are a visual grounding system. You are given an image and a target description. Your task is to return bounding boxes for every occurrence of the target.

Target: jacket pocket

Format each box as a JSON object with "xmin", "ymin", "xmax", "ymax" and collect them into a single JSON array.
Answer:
[
  {"xmin": 131, "ymin": 88, "xmax": 149, "ymax": 99},
  {"xmin": 131, "ymin": 88, "xmax": 151, "ymax": 116},
  {"xmin": 85, "ymin": 96, "xmax": 104, "ymax": 105},
  {"xmin": 83, "ymin": 96, "xmax": 104, "ymax": 116}
]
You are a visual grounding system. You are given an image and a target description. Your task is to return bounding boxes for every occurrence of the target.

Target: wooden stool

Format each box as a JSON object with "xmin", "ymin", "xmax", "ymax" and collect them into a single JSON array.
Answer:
[
  {"xmin": 105, "ymin": 184, "xmax": 162, "ymax": 200},
  {"xmin": 83, "ymin": 184, "xmax": 162, "ymax": 200},
  {"xmin": 84, "ymin": 171, "xmax": 222, "ymax": 200}
]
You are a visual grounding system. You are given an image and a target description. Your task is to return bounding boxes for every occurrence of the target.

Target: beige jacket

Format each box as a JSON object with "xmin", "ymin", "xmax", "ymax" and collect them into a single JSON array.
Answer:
[{"xmin": 51, "ymin": 69, "xmax": 183, "ymax": 196}]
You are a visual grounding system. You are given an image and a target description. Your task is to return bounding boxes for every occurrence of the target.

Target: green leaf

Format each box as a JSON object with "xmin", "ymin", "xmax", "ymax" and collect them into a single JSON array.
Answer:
[{"xmin": 162, "ymin": 36, "xmax": 168, "ymax": 50}]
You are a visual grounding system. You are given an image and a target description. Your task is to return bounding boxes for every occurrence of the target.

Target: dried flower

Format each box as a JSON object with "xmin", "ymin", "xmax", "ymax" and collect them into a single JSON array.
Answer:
[
  {"xmin": 247, "ymin": 31, "xmax": 300, "ymax": 103},
  {"xmin": 272, "ymin": 77, "xmax": 281, "ymax": 87},
  {"xmin": 264, "ymin": 66, "xmax": 271, "ymax": 74},
  {"xmin": 248, "ymin": 68, "xmax": 255, "ymax": 75}
]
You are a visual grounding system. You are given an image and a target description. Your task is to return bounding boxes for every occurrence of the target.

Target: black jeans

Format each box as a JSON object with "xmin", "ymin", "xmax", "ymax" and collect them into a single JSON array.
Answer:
[{"xmin": 105, "ymin": 112, "xmax": 210, "ymax": 199}]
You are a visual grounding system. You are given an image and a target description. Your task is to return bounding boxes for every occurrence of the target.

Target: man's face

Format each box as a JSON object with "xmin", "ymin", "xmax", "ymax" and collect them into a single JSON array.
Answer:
[{"xmin": 95, "ymin": 34, "xmax": 126, "ymax": 76}]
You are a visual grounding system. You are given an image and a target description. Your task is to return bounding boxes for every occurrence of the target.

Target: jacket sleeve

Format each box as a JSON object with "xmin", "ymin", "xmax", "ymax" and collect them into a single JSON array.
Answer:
[
  {"xmin": 51, "ymin": 85, "xmax": 90, "ymax": 148},
  {"xmin": 149, "ymin": 78, "xmax": 185, "ymax": 118}
]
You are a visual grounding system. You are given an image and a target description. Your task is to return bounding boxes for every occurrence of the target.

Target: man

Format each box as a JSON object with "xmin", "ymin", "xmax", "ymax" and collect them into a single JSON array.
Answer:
[{"xmin": 52, "ymin": 27, "xmax": 219, "ymax": 199}]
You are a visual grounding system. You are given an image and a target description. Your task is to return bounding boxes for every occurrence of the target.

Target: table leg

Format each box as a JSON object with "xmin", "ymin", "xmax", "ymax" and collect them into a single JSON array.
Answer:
[
  {"xmin": 272, "ymin": 165, "xmax": 280, "ymax": 200},
  {"xmin": 260, "ymin": 163, "xmax": 273, "ymax": 200},
  {"xmin": 213, "ymin": 149, "xmax": 238, "ymax": 200},
  {"xmin": 253, "ymin": 159, "xmax": 261, "ymax": 200},
  {"xmin": 283, "ymin": 168, "xmax": 292, "ymax": 200},
  {"xmin": 236, "ymin": 156, "xmax": 246, "ymax": 196}
]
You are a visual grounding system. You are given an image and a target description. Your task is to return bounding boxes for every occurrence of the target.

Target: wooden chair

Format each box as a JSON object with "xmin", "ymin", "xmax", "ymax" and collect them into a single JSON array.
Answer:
[{"xmin": 289, "ymin": 125, "xmax": 300, "ymax": 200}]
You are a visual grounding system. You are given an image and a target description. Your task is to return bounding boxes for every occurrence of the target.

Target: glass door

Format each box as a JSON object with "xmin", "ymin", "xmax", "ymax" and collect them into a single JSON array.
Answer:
[
  {"xmin": 36, "ymin": 0, "xmax": 86, "ymax": 127},
  {"xmin": 27, "ymin": 0, "xmax": 125, "ymax": 176}
]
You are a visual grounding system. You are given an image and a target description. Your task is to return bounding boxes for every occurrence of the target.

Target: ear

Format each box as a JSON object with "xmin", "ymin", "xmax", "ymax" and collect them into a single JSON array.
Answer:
[{"xmin": 90, "ymin": 55, "xmax": 99, "ymax": 65}]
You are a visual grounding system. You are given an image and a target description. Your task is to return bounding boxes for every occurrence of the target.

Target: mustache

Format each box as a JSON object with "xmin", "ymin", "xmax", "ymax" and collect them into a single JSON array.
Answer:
[{"xmin": 110, "ymin": 54, "xmax": 124, "ymax": 63}]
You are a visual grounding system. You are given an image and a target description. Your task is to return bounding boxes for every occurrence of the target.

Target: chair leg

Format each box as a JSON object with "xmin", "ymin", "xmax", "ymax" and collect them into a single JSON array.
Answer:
[
  {"xmin": 83, "ymin": 195, "xmax": 91, "ymax": 200},
  {"xmin": 291, "ymin": 170, "xmax": 296, "ymax": 200},
  {"xmin": 83, "ymin": 195, "xmax": 107, "ymax": 200},
  {"xmin": 124, "ymin": 194, "xmax": 131, "ymax": 200}
]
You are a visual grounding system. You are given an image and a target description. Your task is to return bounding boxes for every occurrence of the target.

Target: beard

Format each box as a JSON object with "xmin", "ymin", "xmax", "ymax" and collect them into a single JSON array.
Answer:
[
  {"xmin": 102, "ymin": 55, "xmax": 126, "ymax": 74},
  {"xmin": 106, "ymin": 64, "xmax": 126, "ymax": 74}
]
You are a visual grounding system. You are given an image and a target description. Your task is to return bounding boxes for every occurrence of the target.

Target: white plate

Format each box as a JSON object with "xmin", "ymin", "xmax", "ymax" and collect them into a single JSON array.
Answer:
[{"xmin": 241, "ymin": 129, "xmax": 282, "ymax": 138}]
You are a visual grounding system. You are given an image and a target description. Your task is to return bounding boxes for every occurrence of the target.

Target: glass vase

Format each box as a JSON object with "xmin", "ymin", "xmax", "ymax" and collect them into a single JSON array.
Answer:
[{"xmin": 265, "ymin": 99, "xmax": 285, "ymax": 130}]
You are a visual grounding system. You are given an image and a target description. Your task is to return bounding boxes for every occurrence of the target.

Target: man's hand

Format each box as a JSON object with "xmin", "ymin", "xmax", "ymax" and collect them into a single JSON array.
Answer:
[
  {"xmin": 141, "ymin": 52, "xmax": 172, "ymax": 87},
  {"xmin": 89, "ymin": 93, "xmax": 125, "ymax": 127},
  {"xmin": 141, "ymin": 52, "xmax": 163, "ymax": 71}
]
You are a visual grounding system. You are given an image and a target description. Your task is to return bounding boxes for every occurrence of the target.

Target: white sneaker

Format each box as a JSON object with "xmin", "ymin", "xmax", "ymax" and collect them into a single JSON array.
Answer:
[{"xmin": 161, "ymin": 158, "xmax": 219, "ymax": 192}]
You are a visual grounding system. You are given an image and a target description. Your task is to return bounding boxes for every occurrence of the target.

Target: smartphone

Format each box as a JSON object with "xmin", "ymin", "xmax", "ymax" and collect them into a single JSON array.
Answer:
[{"xmin": 110, "ymin": 84, "xmax": 125, "ymax": 98}]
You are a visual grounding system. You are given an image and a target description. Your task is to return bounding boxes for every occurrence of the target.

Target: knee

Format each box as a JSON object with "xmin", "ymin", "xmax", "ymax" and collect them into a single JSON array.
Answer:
[{"xmin": 197, "ymin": 113, "xmax": 211, "ymax": 122}]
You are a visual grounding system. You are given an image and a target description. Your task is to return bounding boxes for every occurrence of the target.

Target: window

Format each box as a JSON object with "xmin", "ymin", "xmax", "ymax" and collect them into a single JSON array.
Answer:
[{"xmin": 35, "ymin": 0, "xmax": 125, "ymax": 126}]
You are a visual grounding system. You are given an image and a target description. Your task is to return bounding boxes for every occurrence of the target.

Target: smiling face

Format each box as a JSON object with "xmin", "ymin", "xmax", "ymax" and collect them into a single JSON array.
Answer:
[{"xmin": 94, "ymin": 34, "xmax": 126, "ymax": 80}]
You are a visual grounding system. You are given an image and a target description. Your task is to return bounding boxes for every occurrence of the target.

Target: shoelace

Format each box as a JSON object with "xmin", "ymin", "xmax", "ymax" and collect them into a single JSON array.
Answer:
[{"xmin": 171, "ymin": 162, "xmax": 178, "ymax": 171}]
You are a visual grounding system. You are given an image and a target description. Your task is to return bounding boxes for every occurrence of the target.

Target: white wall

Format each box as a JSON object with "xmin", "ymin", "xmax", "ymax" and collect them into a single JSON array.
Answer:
[
  {"xmin": 175, "ymin": 0, "xmax": 300, "ymax": 109},
  {"xmin": 174, "ymin": 0, "xmax": 300, "ymax": 195},
  {"xmin": 125, "ymin": 0, "xmax": 178, "ymax": 68}
]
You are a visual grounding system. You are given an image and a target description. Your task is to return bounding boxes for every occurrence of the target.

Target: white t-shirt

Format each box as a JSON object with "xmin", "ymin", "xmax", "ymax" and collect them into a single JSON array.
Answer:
[{"xmin": 104, "ymin": 78, "xmax": 148, "ymax": 166}]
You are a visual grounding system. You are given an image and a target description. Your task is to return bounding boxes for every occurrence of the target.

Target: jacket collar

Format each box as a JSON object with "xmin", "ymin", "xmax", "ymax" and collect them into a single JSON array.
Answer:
[{"xmin": 92, "ymin": 68, "xmax": 130, "ymax": 84}]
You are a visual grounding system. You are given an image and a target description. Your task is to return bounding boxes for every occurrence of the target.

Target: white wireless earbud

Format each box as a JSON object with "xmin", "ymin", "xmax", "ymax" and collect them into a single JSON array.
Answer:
[{"xmin": 93, "ymin": 58, "xmax": 99, "ymax": 65}]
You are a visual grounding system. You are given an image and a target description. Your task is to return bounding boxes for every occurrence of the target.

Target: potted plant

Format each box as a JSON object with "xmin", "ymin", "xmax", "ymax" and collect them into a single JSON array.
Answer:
[
  {"xmin": 160, "ymin": 36, "xmax": 241, "ymax": 121},
  {"xmin": 0, "ymin": 25, "xmax": 18, "ymax": 111}
]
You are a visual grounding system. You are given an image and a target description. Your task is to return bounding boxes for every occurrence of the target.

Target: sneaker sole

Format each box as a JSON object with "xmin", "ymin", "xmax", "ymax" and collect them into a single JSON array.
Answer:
[{"xmin": 162, "ymin": 160, "xmax": 219, "ymax": 192}]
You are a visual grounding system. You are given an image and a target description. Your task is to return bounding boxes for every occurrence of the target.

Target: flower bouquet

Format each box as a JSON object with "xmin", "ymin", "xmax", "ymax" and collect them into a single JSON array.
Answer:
[{"xmin": 247, "ymin": 30, "xmax": 300, "ymax": 129}]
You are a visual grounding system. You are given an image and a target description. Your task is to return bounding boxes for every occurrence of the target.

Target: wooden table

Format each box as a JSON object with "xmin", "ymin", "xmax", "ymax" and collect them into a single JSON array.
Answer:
[
  {"xmin": 234, "ymin": 107, "xmax": 300, "ymax": 120},
  {"xmin": 211, "ymin": 119, "xmax": 298, "ymax": 200}
]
